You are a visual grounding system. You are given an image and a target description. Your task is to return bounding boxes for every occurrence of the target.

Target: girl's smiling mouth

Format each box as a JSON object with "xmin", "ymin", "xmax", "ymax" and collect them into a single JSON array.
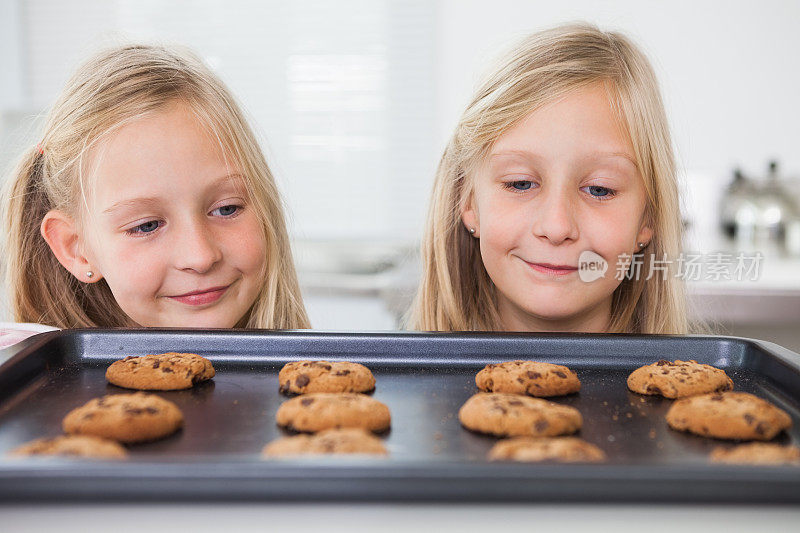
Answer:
[
  {"xmin": 522, "ymin": 260, "xmax": 578, "ymax": 277},
  {"xmin": 167, "ymin": 285, "xmax": 231, "ymax": 306}
]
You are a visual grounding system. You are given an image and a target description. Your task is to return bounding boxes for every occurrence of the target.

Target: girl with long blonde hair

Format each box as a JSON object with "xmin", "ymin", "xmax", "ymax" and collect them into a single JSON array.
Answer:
[
  {"xmin": 410, "ymin": 23, "xmax": 692, "ymax": 334},
  {"xmin": 2, "ymin": 44, "xmax": 309, "ymax": 329}
]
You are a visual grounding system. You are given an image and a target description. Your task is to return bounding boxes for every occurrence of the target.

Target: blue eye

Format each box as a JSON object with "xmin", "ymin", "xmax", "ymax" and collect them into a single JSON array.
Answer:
[
  {"xmin": 212, "ymin": 205, "xmax": 240, "ymax": 217},
  {"xmin": 505, "ymin": 180, "xmax": 532, "ymax": 191},
  {"xmin": 585, "ymin": 185, "xmax": 616, "ymax": 199},
  {"xmin": 126, "ymin": 220, "xmax": 161, "ymax": 235}
]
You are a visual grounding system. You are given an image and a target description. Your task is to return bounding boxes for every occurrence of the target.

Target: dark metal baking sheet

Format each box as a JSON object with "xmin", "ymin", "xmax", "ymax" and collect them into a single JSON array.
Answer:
[{"xmin": 0, "ymin": 329, "xmax": 799, "ymax": 503}]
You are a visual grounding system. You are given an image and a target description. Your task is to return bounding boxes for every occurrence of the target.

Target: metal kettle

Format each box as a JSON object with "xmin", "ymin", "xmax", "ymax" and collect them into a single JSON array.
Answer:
[{"xmin": 719, "ymin": 161, "xmax": 800, "ymax": 255}]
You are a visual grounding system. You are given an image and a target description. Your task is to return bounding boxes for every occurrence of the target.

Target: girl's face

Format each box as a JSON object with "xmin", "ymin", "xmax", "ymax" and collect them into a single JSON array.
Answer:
[
  {"xmin": 81, "ymin": 101, "xmax": 266, "ymax": 327},
  {"xmin": 462, "ymin": 83, "xmax": 652, "ymax": 332}
]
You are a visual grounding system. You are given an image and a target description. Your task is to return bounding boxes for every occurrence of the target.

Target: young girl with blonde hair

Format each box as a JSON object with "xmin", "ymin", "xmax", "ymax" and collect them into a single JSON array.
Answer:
[
  {"xmin": 410, "ymin": 23, "xmax": 691, "ymax": 334},
  {"xmin": 2, "ymin": 44, "xmax": 309, "ymax": 329}
]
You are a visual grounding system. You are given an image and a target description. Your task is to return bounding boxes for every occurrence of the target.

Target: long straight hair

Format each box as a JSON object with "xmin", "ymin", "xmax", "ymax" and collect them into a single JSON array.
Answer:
[
  {"xmin": 2, "ymin": 44, "xmax": 309, "ymax": 329},
  {"xmin": 409, "ymin": 23, "xmax": 691, "ymax": 334}
]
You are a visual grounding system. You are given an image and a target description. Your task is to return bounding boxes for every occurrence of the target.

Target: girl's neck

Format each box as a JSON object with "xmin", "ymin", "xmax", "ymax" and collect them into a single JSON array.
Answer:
[{"xmin": 497, "ymin": 295, "xmax": 612, "ymax": 334}]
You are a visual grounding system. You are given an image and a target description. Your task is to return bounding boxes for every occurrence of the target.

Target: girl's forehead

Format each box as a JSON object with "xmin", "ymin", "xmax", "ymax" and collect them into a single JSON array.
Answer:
[{"xmin": 85, "ymin": 104, "xmax": 245, "ymax": 207}]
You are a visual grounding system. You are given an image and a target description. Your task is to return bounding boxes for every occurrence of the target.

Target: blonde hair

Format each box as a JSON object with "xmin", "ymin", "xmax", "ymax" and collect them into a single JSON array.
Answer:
[
  {"xmin": 1, "ymin": 44, "xmax": 309, "ymax": 329},
  {"xmin": 409, "ymin": 22, "xmax": 693, "ymax": 334}
]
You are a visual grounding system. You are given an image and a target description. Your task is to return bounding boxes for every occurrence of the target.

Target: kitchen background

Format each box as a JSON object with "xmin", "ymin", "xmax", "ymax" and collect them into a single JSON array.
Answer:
[{"xmin": 1, "ymin": 0, "xmax": 799, "ymax": 349}]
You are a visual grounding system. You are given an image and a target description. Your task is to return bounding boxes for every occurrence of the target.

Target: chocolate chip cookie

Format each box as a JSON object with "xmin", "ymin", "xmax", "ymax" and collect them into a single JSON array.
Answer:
[
  {"xmin": 666, "ymin": 391, "xmax": 792, "ymax": 440},
  {"xmin": 278, "ymin": 361, "xmax": 375, "ymax": 395},
  {"xmin": 488, "ymin": 436, "xmax": 606, "ymax": 463},
  {"xmin": 262, "ymin": 428, "xmax": 388, "ymax": 457},
  {"xmin": 276, "ymin": 392, "xmax": 391, "ymax": 433},
  {"xmin": 458, "ymin": 392, "xmax": 582, "ymax": 437},
  {"xmin": 475, "ymin": 360, "xmax": 581, "ymax": 397},
  {"xmin": 63, "ymin": 393, "xmax": 184, "ymax": 443},
  {"xmin": 627, "ymin": 359, "xmax": 733, "ymax": 398},
  {"xmin": 106, "ymin": 352, "xmax": 215, "ymax": 390},
  {"xmin": 10, "ymin": 435, "xmax": 128, "ymax": 459},
  {"xmin": 710, "ymin": 442, "xmax": 800, "ymax": 465}
]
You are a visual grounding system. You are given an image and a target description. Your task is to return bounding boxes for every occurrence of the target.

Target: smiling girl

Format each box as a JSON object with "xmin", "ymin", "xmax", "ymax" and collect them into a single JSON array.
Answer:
[
  {"xmin": 2, "ymin": 44, "xmax": 309, "ymax": 329},
  {"xmin": 410, "ymin": 23, "xmax": 690, "ymax": 334}
]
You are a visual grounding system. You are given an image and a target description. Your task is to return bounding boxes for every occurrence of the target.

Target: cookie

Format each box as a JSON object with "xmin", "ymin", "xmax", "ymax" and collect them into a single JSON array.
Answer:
[
  {"xmin": 710, "ymin": 442, "xmax": 800, "ymax": 465},
  {"xmin": 666, "ymin": 391, "xmax": 792, "ymax": 441},
  {"xmin": 488, "ymin": 436, "xmax": 606, "ymax": 463},
  {"xmin": 106, "ymin": 352, "xmax": 215, "ymax": 390},
  {"xmin": 262, "ymin": 428, "xmax": 388, "ymax": 457},
  {"xmin": 63, "ymin": 393, "xmax": 184, "ymax": 443},
  {"xmin": 10, "ymin": 435, "xmax": 127, "ymax": 459},
  {"xmin": 458, "ymin": 392, "xmax": 582, "ymax": 437},
  {"xmin": 278, "ymin": 360, "xmax": 375, "ymax": 395},
  {"xmin": 475, "ymin": 360, "xmax": 580, "ymax": 397},
  {"xmin": 627, "ymin": 359, "xmax": 732, "ymax": 398},
  {"xmin": 276, "ymin": 392, "xmax": 391, "ymax": 433}
]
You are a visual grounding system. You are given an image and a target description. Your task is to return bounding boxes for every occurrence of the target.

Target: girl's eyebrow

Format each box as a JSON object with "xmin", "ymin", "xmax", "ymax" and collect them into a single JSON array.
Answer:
[
  {"xmin": 102, "ymin": 196, "xmax": 161, "ymax": 215},
  {"xmin": 102, "ymin": 173, "xmax": 245, "ymax": 215},
  {"xmin": 489, "ymin": 149, "xmax": 637, "ymax": 167}
]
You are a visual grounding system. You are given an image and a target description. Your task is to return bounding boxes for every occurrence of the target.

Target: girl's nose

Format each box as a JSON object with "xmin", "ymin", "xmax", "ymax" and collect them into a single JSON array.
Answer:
[
  {"xmin": 173, "ymin": 220, "xmax": 223, "ymax": 274},
  {"xmin": 530, "ymin": 188, "xmax": 579, "ymax": 245}
]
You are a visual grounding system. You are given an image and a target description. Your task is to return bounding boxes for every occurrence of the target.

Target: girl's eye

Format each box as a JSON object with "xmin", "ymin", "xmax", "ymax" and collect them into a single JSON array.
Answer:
[
  {"xmin": 583, "ymin": 185, "xmax": 616, "ymax": 200},
  {"xmin": 126, "ymin": 220, "xmax": 161, "ymax": 236},
  {"xmin": 211, "ymin": 204, "xmax": 241, "ymax": 217},
  {"xmin": 504, "ymin": 180, "xmax": 534, "ymax": 191}
]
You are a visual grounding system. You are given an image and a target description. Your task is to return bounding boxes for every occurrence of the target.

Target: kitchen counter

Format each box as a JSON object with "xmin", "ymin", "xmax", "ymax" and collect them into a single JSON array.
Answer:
[{"xmin": 2, "ymin": 503, "xmax": 799, "ymax": 532}]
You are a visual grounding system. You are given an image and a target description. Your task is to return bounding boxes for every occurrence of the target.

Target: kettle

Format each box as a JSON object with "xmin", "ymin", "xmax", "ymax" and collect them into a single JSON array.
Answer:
[{"xmin": 719, "ymin": 161, "xmax": 800, "ymax": 255}]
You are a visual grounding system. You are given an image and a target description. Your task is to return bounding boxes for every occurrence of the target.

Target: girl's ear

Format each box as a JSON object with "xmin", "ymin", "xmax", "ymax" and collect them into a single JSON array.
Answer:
[
  {"xmin": 460, "ymin": 191, "xmax": 480, "ymax": 238},
  {"xmin": 635, "ymin": 223, "xmax": 654, "ymax": 251},
  {"xmin": 40, "ymin": 210, "xmax": 103, "ymax": 284}
]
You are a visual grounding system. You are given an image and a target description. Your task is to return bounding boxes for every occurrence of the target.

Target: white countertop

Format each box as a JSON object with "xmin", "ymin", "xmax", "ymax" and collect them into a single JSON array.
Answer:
[{"xmin": 2, "ymin": 503, "xmax": 800, "ymax": 532}]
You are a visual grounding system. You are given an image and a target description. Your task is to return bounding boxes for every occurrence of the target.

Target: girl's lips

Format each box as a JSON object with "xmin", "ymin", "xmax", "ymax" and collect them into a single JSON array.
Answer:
[
  {"xmin": 167, "ymin": 286, "xmax": 229, "ymax": 306},
  {"xmin": 525, "ymin": 261, "xmax": 578, "ymax": 277}
]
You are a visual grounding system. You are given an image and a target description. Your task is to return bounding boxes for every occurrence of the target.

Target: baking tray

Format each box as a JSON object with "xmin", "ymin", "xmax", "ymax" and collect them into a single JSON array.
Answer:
[{"xmin": 0, "ymin": 328, "xmax": 799, "ymax": 503}]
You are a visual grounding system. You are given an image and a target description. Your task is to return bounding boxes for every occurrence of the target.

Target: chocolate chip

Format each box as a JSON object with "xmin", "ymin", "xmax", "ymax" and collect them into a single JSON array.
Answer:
[
  {"xmin": 553, "ymin": 371, "xmax": 567, "ymax": 379},
  {"xmin": 82, "ymin": 413, "xmax": 95, "ymax": 420},
  {"xmin": 162, "ymin": 367, "xmax": 173, "ymax": 373},
  {"xmin": 152, "ymin": 360, "xmax": 160, "ymax": 369},
  {"xmin": 744, "ymin": 413, "xmax": 755, "ymax": 425},
  {"xmin": 534, "ymin": 419, "xmax": 549, "ymax": 432},
  {"xmin": 335, "ymin": 370, "xmax": 351, "ymax": 376},
  {"xmin": 125, "ymin": 407, "xmax": 144, "ymax": 415},
  {"xmin": 646, "ymin": 385, "xmax": 662, "ymax": 395},
  {"xmin": 301, "ymin": 398, "xmax": 314, "ymax": 406},
  {"xmin": 122, "ymin": 356, "xmax": 136, "ymax": 362},
  {"xmin": 527, "ymin": 371, "xmax": 542, "ymax": 379},
  {"xmin": 755, "ymin": 423, "xmax": 767, "ymax": 436},
  {"xmin": 656, "ymin": 359, "xmax": 670, "ymax": 366},
  {"xmin": 296, "ymin": 374, "xmax": 310, "ymax": 388},
  {"xmin": 508, "ymin": 400, "xmax": 523, "ymax": 406},
  {"xmin": 516, "ymin": 377, "xmax": 524, "ymax": 383},
  {"xmin": 145, "ymin": 407, "xmax": 158, "ymax": 414},
  {"xmin": 492, "ymin": 406, "xmax": 508, "ymax": 414}
]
